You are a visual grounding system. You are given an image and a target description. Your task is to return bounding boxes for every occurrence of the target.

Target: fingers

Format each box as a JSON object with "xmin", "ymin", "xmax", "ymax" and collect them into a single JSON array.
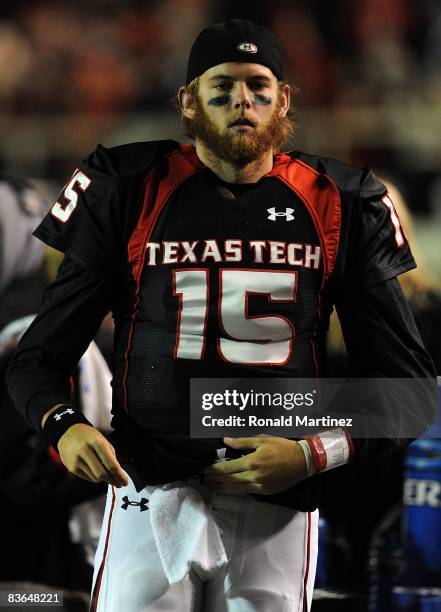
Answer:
[
  {"xmin": 78, "ymin": 446, "xmax": 121, "ymax": 487},
  {"xmin": 205, "ymin": 454, "xmax": 255, "ymax": 475},
  {"xmin": 91, "ymin": 441, "xmax": 129, "ymax": 487},
  {"xmin": 205, "ymin": 436, "xmax": 265, "ymax": 475},
  {"xmin": 76, "ymin": 457, "xmax": 101, "ymax": 483},
  {"xmin": 223, "ymin": 436, "xmax": 265, "ymax": 449},
  {"xmin": 205, "ymin": 436, "xmax": 302, "ymax": 495},
  {"xmin": 58, "ymin": 425, "xmax": 129, "ymax": 488},
  {"xmin": 205, "ymin": 439, "xmax": 267, "ymax": 475}
]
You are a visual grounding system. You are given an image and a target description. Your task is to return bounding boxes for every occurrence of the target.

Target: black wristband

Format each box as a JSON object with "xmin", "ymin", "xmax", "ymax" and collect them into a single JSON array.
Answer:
[{"xmin": 42, "ymin": 405, "xmax": 92, "ymax": 449}]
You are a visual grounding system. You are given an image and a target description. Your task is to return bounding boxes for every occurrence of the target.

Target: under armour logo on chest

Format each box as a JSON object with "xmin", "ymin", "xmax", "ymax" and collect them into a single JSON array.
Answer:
[
  {"xmin": 121, "ymin": 496, "xmax": 149, "ymax": 511},
  {"xmin": 54, "ymin": 408, "xmax": 74, "ymax": 421},
  {"xmin": 267, "ymin": 207, "xmax": 295, "ymax": 221}
]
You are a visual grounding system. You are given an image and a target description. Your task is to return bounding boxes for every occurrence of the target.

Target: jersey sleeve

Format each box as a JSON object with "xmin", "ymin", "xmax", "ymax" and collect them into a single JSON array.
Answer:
[
  {"xmin": 335, "ymin": 277, "xmax": 437, "ymax": 464},
  {"xmin": 346, "ymin": 170, "xmax": 416, "ymax": 288},
  {"xmin": 7, "ymin": 256, "xmax": 111, "ymax": 433},
  {"xmin": 33, "ymin": 145, "xmax": 123, "ymax": 279}
]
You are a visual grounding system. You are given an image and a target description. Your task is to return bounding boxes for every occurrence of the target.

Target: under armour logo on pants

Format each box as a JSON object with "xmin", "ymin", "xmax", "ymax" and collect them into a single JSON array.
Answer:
[{"xmin": 121, "ymin": 496, "xmax": 149, "ymax": 511}]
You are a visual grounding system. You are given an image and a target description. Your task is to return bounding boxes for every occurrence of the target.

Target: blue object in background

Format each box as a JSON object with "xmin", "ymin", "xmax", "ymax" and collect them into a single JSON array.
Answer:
[
  {"xmin": 420, "ymin": 594, "xmax": 441, "ymax": 612},
  {"xmin": 402, "ymin": 439, "xmax": 441, "ymax": 586},
  {"xmin": 391, "ymin": 587, "xmax": 441, "ymax": 611}
]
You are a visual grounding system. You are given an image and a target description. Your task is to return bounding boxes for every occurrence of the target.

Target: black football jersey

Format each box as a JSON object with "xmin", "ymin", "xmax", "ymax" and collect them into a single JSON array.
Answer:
[{"xmin": 33, "ymin": 141, "xmax": 416, "ymax": 485}]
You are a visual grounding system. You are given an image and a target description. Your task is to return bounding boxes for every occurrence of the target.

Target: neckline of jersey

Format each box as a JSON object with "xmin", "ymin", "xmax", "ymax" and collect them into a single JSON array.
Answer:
[{"xmin": 179, "ymin": 144, "xmax": 293, "ymax": 179}]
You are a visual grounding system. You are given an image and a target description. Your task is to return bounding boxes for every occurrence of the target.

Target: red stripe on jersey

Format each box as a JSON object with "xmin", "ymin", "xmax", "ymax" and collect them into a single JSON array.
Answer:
[
  {"xmin": 127, "ymin": 146, "xmax": 204, "ymax": 279},
  {"xmin": 122, "ymin": 146, "xmax": 204, "ymax": 413},
  {"xmin": 90, "ymin": 487, "xmax": 116, "ymax": 612},
  {"xmin": 269, "ymin": 157, "xmax": 341, "ymax": 285},
  {"xmin": 381, "ymin": 193, "xmax": 405, "ymax": 247},
  {"xmin": 302, "ymin": 511, "xmax": 312, "ymax": 612},
  {"xmin": 270, "ymin": 156, "xmax": 341, "ymax": 378}
]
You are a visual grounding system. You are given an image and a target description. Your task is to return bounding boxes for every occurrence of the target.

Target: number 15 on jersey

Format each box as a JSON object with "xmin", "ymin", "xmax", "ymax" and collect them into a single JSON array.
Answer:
[{"xmin": 173, "ymin": 268, "xmax": 297, "ymax": 366}]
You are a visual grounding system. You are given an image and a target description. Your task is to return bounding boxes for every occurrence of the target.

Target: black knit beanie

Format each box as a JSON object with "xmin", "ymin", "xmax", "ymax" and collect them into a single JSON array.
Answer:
[{"xmin": 186, "ymin": 19, "xmax": 284, "ymax": 84}]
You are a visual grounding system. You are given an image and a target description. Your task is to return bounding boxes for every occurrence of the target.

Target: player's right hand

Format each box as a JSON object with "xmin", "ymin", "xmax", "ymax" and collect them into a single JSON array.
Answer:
[{"xmin": 57, "ymin": 424, "xmax": 129, "ymax": 488}]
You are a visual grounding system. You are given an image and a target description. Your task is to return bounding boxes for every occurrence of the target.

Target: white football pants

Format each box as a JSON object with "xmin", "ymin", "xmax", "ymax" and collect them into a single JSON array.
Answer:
[{"xmin": 90, "ymin": 478, "xmax": 318, "ymax": 612}]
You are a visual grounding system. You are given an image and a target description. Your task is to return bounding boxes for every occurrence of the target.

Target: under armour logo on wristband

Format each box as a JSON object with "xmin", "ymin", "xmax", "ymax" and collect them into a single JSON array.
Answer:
[
  {"xmin": 54, "ymin": 408, "xmax": 75, "ymax": 421},
  {"xmin": 121, "ymin": 496, "xmax": 149, "ymax": 511},
  {"xmin": 43, "ymin": 408, "xmax": 90, "ymax": 449},
  {"xmin": 267, "ymin": 207, "xmax": 295, "ymax": 221}
]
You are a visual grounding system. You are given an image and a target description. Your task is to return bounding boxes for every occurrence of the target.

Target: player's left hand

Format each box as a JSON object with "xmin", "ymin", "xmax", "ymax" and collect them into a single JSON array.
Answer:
[{"xmin": 203, "ymin": 435, "xmax": 308, "ymax": 495}]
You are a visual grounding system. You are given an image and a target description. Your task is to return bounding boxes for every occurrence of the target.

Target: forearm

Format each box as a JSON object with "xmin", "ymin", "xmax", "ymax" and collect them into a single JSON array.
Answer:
[{"xmin": 7, "ymin": 256, "xmax": 111, "ymax": 433}]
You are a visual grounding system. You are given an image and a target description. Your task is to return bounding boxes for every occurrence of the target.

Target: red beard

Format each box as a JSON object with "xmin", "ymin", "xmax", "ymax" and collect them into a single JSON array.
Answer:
[{"xmin": 186, "ymin": 96, "xmax": 291, "ymax": 165}]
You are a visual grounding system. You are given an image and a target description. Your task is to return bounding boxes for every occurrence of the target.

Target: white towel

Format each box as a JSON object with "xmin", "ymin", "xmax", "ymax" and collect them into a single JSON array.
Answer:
[{"xmin": 148, "ymin": 483, "xmax": 228, "ymax": 585}]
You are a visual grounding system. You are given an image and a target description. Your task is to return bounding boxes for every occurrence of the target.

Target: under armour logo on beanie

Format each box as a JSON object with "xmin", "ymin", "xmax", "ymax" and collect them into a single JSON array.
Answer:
[
  {"xmin": 185, "ymin": 19, "xmax": 284, "ymax": 84},
  {"xmin": 237, "ymin": 42, "xmax": 258, "ymax": 53}
]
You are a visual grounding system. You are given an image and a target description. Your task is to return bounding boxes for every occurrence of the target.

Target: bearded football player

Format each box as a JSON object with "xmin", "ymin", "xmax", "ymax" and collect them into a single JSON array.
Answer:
[{"xmin": 8, "ymin": 19, "xmax": 436, "ymax": 612}]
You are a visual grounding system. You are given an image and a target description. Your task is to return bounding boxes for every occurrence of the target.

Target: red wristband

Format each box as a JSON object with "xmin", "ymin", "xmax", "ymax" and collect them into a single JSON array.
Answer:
[
  {"xmin": 303, "ymin": 428, "xmax": 353, "ymax": 473},
  {"xmin": 304, "ymin": 435, "xmax": 327, "ymax": 472}
]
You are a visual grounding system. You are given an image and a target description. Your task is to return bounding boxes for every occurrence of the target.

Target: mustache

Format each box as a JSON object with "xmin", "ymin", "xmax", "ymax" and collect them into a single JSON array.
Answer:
[{"xmin": 228, "ymin": 117, "xmax": 257, "ymax": 128}]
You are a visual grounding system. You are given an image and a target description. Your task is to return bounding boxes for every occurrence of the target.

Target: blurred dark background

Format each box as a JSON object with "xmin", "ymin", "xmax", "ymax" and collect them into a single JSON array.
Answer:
[{"xmin": 0, "ymin": 0, "xmax": 439, "ymax": 271}]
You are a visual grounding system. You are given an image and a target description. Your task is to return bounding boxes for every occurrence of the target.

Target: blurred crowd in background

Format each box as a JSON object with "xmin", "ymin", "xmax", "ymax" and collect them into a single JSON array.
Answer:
[
  {"xmin": 0, "ymin": 1, "xmax": 440, "ymax": 610},
  {"xmin": 0, "ymin": 0, "xmax": 440, "ymax": 231},
  {"xmin": 0, "ymin": 0, "xmax": 440, "ymax": 114}
]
